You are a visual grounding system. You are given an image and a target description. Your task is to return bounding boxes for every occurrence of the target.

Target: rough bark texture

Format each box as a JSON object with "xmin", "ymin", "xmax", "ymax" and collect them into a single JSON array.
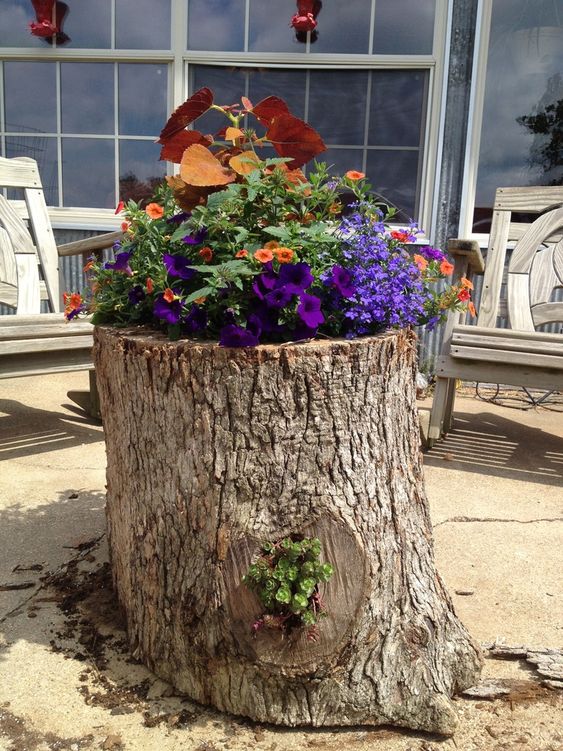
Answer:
[{"xmin": 94, "ymin": 326, "xmax": 483, "ymax": 735}]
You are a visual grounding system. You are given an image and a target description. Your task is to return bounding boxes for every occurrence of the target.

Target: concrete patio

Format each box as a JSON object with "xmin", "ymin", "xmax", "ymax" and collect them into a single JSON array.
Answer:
[{"xmin": 1, "ymin": 372, "xmax": 562, "ymax": 751}]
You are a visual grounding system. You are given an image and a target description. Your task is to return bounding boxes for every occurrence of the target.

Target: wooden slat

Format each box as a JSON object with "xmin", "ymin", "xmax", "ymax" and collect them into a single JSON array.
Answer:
[
  {"xmin": 494, "ymin": 186, "xmax": 563, "ymax": 213},
  {"xmin": 509, "ymin": 222, "xmax": 563, "ymax": 243},
  {"xmin": 0, "ymin": 320, "xmax": 93, "ymax": 340},
  {"xmin": 507, "ymin": 273, "xmax": 535, "ymax": 330},
  {"xmin": 0, "ymin": 351, "xmax": 94, "ymax": 379},
  {"xmin": 0, "ymin": 312, "xmax": 88, "ymax": 326},
  {"xmin": 529, "ymin": 246, "xmax": 559, "ymax": 306},
  {"xmin": 436, "ymin": 355, "xmax": 563, "ymax": 391},
  {"xmin": 25, "ymin": 188, "xmax": 60, "ymax": 311},
  {"xmin": 452, "ymin": 324, "xmax": 563, "ymax": 344},
  {"xmin": 451, "ymin": 330, "xmax": 563, "ymax": 357},
  {"xmin": 15, "ymin": 254, "xmax": 40, "ymax": 315},
  {"xmin": 58, "ymin": 230, "xmax": 123, "ymax": 258},
  {"xmin": 477, "ymin": 209, "xmax": 511, "ymax": 327},
  {"xmin": 0, "ymin": 156, "xmax": 42, "ymax": 189},
  {"xmin": 449, "ymin": 344, "xmax": 563, "ymax": 370},
  {"xmin": 509, "ymin": 207, "xmax": 563, "ymax": 273},
  {"xmin": 0, "ymin": 226, "xmax": 17, "ymax": 286},
  {"xmin": 531, "ymin": 303, "xmax": 563, "ymax": 327},
  {"xmin": 553, "ymin": 240, "xmax": 563, "ymax": 283},
  {"xmin": 0, "ymin": 335, "xmax": 93, "ymax": 356},
  {"xmin": 446, "ymin": 240, "xmax": 485, "ymax": 274},
  {"xmin": 0, "ymin": 194, "xmax": 36, "ymax": 254}
]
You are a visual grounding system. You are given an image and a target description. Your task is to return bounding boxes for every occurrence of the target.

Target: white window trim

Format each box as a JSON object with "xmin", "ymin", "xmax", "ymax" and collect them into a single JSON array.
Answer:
[{"xmin": 1, "ymin": 0, "xmax": 449, "ymax": 237}]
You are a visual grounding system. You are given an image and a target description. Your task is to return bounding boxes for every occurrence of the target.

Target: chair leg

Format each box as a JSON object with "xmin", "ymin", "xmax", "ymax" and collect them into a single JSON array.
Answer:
[
  {"xmin": 428, "ymin": 377, "xmax": 451, "ymax": 443},
  {"xmin": 442, "ymin": 378, "xmax": 457, "ymax": 434},
  {"xmin": 88, "ymin": 369, "xmax": 101, "ymax": 420}
]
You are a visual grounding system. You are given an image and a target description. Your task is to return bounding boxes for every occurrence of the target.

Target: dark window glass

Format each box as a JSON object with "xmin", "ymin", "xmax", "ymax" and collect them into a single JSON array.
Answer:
[
  {"xmin": 311, "ymin": 0, "xmax": 371, "ymax": 54},
  {"xmin": 473, "ymin": 0, "xmax": 563, "ymax": 232},
  {"xmin": 322, "ymin": 148, "xmax": 364, "ymax": 178},
  {"xmin": 247, "ymin": 69, "xmax": 306, "ymax": 120},
  {"xmin": 188, "ymin": 0, "xmax": 245, "ymax": 51},
  {"xmin": 373, "ymin": 0, "xmax": 435, "ymax": 55},
  {"xmin": 190, "ymin": 66, "xmax": 246, "ymax": 136},
  {"xmin": 308, "ymin": 70, "xmax": 368, "ymax": 145},
  {"xmin": 61, "ymin": 63, "xmax": 114, "ymax": 135},
  {"xmin": 366, "ymin": 149, "xmax": 420, "ymax": 219},
  {"xmin": 0, "ymin": 0, "xmax": 46, "ymax": 48},
  {"xmin": 62, "ymin": 138, "xmax": 115, "ymax": 208},
  {"xmin": 119, "ymin": 140, "xmax": 167, "ymax": 203},
  {"xmin": 116, "ymin": 0, "xmax": 171, "ymax": 49},
  {"xmin": 249, "ymin": 0, "xmax": 303, "ymax": 52},
  {"xmin": 5, "ymin": 136, "xmax": 59, "ymax": 205},
  {"xmin": 118, "ymin": 64, "xmax": 168, "ymax": 136},
  {"xmin": 59, "ymin": 0, "xmax": 111, "ymax": 49},
  {"xmin": 4, "ymin": 62, "xmax": 57, "ymax": 134},
  {"xmin": 369, "ymin": 71, "xmax": 428, "ymax": 147}
]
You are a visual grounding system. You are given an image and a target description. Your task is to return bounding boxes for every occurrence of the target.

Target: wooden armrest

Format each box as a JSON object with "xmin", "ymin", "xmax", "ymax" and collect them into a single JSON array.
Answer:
[
  {"xmin": 57, "ymin": 230, "xmax": 123, "ymax": 258},
  {"xmin": 447, "ymin": 239, "xmax": 485, "ymax": 274}
]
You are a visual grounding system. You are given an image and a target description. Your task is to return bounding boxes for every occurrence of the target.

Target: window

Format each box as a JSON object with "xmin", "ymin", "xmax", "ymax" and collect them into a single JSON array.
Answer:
[{"xmin": 1, "ymin": 0, "xmax": 445, "ymax": 231}]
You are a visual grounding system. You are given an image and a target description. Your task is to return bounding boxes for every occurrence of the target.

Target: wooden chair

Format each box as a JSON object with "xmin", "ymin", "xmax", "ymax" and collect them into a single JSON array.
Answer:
[
  {"xmin": 0, "ymin": 155, "xmax": 121, "ymax": 416},
  {"xmin": 427, "ymin": 186, "xmax": 563, "ymax": 447}
]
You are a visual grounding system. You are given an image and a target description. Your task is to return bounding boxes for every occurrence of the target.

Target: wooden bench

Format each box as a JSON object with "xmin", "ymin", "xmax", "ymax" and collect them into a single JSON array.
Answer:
[
  {"xmin": 0, "ymin": 155, "xmax": 121, "ymax": 415},
  {"xmin": 427, "ymin": 186, "xmax": 563, "ymax": 447}
]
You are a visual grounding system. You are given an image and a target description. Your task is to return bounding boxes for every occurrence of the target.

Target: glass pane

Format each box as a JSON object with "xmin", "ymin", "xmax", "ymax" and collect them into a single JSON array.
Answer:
[
  {"xmin": 312, "ymin": 0, "xmax": 371, "ymax": 54},
  {"xmin": 119, "ymin": 140, "xmax": 167, "ymax": 203},
  {"xmin": 62, "ymin": 138, "xmax": 115, "ymax": 208},
  {"xmin": 474, "ymin": 0, "xmax": 563, "ymax": 231},
  {"xmin": 247, "ymin": 69, "xmax": 306, "ymax": 120},
  {"xmin": 369, "ymin": 71, "xmax": 427, "ymax": 147},
  {"xmin": 373, "ymin": 0, "xmax": 435, "ymax": 55},
  {"xmin": 190, "ymin": 66, "xmax": 246, "ymax": 136},
  {"xmin": 4, "ymin": 62, "xmax": 57, "ymax": 134},
  {"xmin": 188, "ymin": 0, "xmax": 245, "ymax": 51},
  {"xmin": 116, "ymin": 0, "xmax": 171, "ymax": 49},
  {"xmin": 0, "ymin": 0, "xmax": 47, "ymax": 47},
  {"xmin": 322, "ymin": 148, "xmax": 364, "ymax": 178},
  {"xmin": 61, "ymin": 63, "xmax": 114, "ymax": 135},
  {"xmin": 5, "ymin": 136, "xmax": 59, "ymax": 205},
  {"xmin": 308, "ymin": 71, "xmax": 368, "ymax": 145},
  {"xmin": 60, "ymin": 0, "xmax": 111, "ymax": 48},
  {"xmin": 366, "ymin": 149, "xmax": 420, "ymax": 220},
  {"xmin": 249, "ymin": 0, "xmax": 303, "ymax": 52},
  {"xmin": 119, "ymin": 64, "xmax": 168, "ymax": 136}
]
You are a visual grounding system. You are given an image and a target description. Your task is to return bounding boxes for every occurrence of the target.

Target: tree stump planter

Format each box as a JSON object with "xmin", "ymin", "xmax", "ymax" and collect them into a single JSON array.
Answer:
[{"xmin": 94, "ymin": 326, "xmax": 482, "ymax": 735}]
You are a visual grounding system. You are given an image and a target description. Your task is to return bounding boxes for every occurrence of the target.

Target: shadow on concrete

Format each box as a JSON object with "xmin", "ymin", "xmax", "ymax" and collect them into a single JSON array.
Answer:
[
  {"xmin": 422, "ymin": 409, "xmax": 563, "ymax": 487},
  {"xmin": 0, "ymin": 398, "xmax": 103, "ymax": 461}
]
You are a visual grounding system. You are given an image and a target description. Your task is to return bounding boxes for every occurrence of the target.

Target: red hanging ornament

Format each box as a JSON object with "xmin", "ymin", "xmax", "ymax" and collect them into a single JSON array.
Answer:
[
  {"xmin": 290, "ymin": 1, "xmax": 322, "ymax": 37},
  {"xmin": 29, "ymin": 0, "xmax": 69, "ymax": 43}
]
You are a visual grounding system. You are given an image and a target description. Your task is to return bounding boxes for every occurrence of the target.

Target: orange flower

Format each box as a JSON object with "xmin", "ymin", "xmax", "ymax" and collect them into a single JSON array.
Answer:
[
  {"xmin": 146, "ymin": 203, "xmax": 164, "ymax": 219},
  {"xmin": 114, "ymin": 200, "xmax": 125, "ymax": 214},
  {"xmin": 391, "ymin": 230, "xmax": 410, "ymax": 243},
  {"xmin": 194, "ymin": 296, "xmax": 207, "ymax": 305},
  {"xmin": 199, "ymin": 246, "xmax": 213, "ymax": 263},
  {"xmin": 263, "ymin": 240, "xmax": 280, "ymax": 250},
  {"xmin": 121, "ymin": 221, "xmax": 131, "ymax": 232},
  {"xmin": 468, "ymin": 301, "xmax": 477, "ymax": 317},
  {"xmin": 63, "ymin": 292, "xmax": 82, "ymax": 309},
  {"xmin": 461, "ymin": 276, "xmax": 474, "ymax": 290},
  {"xmin": 440, "ymin": 259, "xmax": 454, "ymax": 275},
  {"xmin": 254, "ymin": 248, "xmax": 274, "ymax": 263},
  {"xmin": 413, "ymin": 254, "xmax": 428, "ymax": 271},
  {"xmin": 457, "ymin": 287, "xmax": 471, "ymax": 302},
  {"xmin": 146, "ymin": 277, "xmax": 154, "ymax": 294},
  {"xmin": 235, "ymin": 249, "xmax": 249, "ymax": 258},
  {"xmin": 273, "ymin": 247, "xmax": 294, "ymax": 263},
  {"xmin": 163, "ymin": 287, "xmax": 175, "ymax": 303},
  {"xmin": 329, "ymin": 202, "xmax": 341, "ymax": 214},
  {"xmin": 83, "ymin": 259, "xmax": 95, "ymax": 273},
  {"xmin": 345, "ymin": 170, "xmax": 365, "ymax": 180}
]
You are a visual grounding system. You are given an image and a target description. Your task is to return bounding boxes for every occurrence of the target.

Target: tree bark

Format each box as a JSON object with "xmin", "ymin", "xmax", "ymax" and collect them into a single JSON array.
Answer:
[{"xmin": 94, "ymin": 326, "xmax": 482, "ymax": 735}]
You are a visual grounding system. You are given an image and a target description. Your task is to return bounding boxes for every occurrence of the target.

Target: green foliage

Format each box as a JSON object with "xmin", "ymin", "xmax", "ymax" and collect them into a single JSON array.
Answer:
[{"xmin": 243, "ymin": 537, "xmax": 334, "ymax": 638}]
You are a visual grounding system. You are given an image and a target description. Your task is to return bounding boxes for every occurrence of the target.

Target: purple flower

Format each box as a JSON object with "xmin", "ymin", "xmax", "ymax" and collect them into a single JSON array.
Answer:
[
  {"xmin": 297, "ymin": 294, "xmax": 324, "ymax": 328},
  {"xmin": 219, "ymin": 324, "xmax": 260, "ymax": 347},
  {"xmin": 163, "ymin": 253, "xmax": 197, "ymax": 280},
  {"xmin": 167, "ymin": 211, "xmax": 191, "ymax": 224},
  {"xmin": 184, "ymin": 304, "xmax": 207, "ymax": 333},
  {"xmin": 290, "ymin": 322, "xmax": 318, "ymax": 341},
  {"xmin": 182, "ymin": 228, "xmax": 207, "ymax": 245},
  {"xmin": 278, "ymin": 263, "xmax": 314, "ymax": 294},
  {"xmin": 327, "ymin": 265, "xmax": 356, "ymax": 298},
  {"xmin": 265, "ymin": 285, "xmax": 293, "ymax": 309},
  {"xmin": 249, "ymin": 304, "xmax": 282, "ymax": 334},
  {"xmin": 153, "ymin": 294, "xmax": 184, "ymax": 325},
  {"xmin": 246, "ymin": 313, "xmax": 263, "ymax": 338},
  {"xmin": 128, "ymin": 285, "xmax": 145, "ymax": 305},
  {"xmin": 418, "ymin": 245, "xmax": 445, "ymax": 262},
  {"xmin": 104, "ymin": 251, "xmax": 132, "ymax": 275}
]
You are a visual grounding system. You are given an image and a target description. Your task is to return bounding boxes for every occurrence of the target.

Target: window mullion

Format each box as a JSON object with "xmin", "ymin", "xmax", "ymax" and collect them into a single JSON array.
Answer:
[{"xmin": 56, "ymin": 61, "xmax": 62, "ymax": 208}]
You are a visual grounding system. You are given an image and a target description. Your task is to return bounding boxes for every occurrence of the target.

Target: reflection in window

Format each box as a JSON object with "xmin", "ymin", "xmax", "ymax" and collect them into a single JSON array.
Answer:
[
  {"xmin": 5, "ymin": 136, "xmax": 59, "ymax": 205},
  {"xmin": 311, "ymin": 0, "xmax": 371, "ymax": 54},
  {"xmin": 473, "ymin": 0, "xmax": 563, "ymax": 232},
  {"xmin": 119, "ymin": 140, "xmax": 167, "ymax": 203},
  {"xmin": 0, "ymin": 0, "xmax": 46, "ymax": 48},
  {"xmin": 116, "ymin": 0, "xmax": 171, "ymax": 49},
  {"xmin": 118, "ymin": 65, "xmax": 168, "ymax": 136},
  {"xmin": 369, "ymin": 71, "xmax": 427, "ymax": 148},
  {"xmin": 4, "ymin": 62, "xmax": 57, "ymax": 134},
  {"xmin": 308, "ymin": 71, "xmax": 368, "ymax": 144},
  {"xmin": 58, "ymin": 0, "xmax": 111, "ymax": 49},
  {"xmin": 248, "ymin": 0, "xmax": 304, "ymax": 52},
  {"xmin": 62, "ymin": 138, "xmax": 115, "ymax": 208},
  {"xmin": 373, "ymin": 0, "xmax": 435, "ymax": 55},
  {"xmin": 61, "ymin": 63, "xmax": 114, "ymax": 135},
  {"xmin": 367, "ymin": 150, "xmax": 420, "ymax": 219},
  {"xmin": 188, "ymin": 0, "xmax": 245, "ymax": 51}
]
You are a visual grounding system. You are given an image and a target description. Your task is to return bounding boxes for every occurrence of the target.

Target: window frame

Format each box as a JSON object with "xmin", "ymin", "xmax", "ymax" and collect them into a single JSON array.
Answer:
[{"xmin": 0, "ymin": 0, "xmax": 449, "ymax": 236}]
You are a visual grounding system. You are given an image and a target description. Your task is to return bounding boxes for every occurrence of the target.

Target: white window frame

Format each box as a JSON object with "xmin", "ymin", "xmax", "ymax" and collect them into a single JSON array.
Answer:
[{"xmin": 0, "ymin": 0, "xmax": 450, "ymax": 236}]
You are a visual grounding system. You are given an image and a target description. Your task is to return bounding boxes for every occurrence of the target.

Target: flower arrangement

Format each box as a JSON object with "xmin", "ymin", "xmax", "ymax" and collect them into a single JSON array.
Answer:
[{"xmin": 65, "ymin": 88, "xmax": 474, "ymax": 345}]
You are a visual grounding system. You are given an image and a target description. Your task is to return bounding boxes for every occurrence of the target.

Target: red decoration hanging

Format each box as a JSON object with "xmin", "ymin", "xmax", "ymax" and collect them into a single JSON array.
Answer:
[
  {"xmin": 29, "ymin": 0, "xmax": 69, "ymax": 44},
  {"xmin": 290, "ymin": 1, "xmax": 322, "ymax": 39}
]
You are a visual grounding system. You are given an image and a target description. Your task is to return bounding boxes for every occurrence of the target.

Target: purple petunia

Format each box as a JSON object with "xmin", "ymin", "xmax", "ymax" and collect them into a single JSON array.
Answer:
[
  {"xmin": 167, "ymin": 211, "xmax": 191, "ymax": 225},
  {"xmin": 184, "ymin": 304, "xmax": 207, "ymax": 333},
  {"xmin": 219, "ymin": 323, "xmax": 260, "ymax": 347},
  {"xmin": 278, "ymin": 262, "xmax": 314, "ymax": 294},
  {"xmin": 181, "ymin": 228, "xmax": 207, "ymax": 245},
  {"xmin": 418, "ymin": 245, "xmax": 445, "ymax": 262},
  {"xmin": 104, "ymin": 251, "xmax": 133, "ymax": 275},
  {"xmin": 153, "ymin": 294, "xmax": 184, "ymax": 324},
  {"xmin": 297, "ymin": 294, "xmax": 324, "ymax": 328},
  {"xmin": 265, "ymin": 285, "xmax": 293, "ymax": 309},
  {"xmin": 326, "ymin": 265, "xmax": 356, "ymax": 298},
  {"xmin": 163, "ymin": 253, "xmax": 197, "ymax": 280},
  {"xmin": 128, "ymin": 285, "xmax": 145, "ymax": 305}
]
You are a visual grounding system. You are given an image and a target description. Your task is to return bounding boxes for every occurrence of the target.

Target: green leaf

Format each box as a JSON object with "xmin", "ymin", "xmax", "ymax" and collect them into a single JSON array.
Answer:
[
  {"xmin": 275, "ymin": 586, "xmax": 291, "ymax": 604},
  {"xmin": 291, "ymin": 593, "xmax": 308, "ymax": 613},
  {"xmin": 185, "ymin": 286, "xmax": 215, "ymax": 304},
  {"xmin": 262, "ymin": 226, "xmax": 290, "ymax": 240},
  {"xmin": 167, "ymin": 323, "xmax": 181, "ymax": 341},
  {"xmin": 170, "ymin": 222, "xmax": 194, "ymax": 242}
]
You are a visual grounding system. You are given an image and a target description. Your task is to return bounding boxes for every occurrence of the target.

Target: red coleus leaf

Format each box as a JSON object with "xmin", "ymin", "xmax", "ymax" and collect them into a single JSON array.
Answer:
[
  {"xmin": 241, "ymin": 96, "xmax": 254, "ymax": 112},
  {"xmin": 158, "ymin": 88, "xmax": 214, "ymax": 144},
  {"xmin": 266, "ymin": 113, "xmax": 326, "ymax": 168},
  {"xmin": 159, "ymin": 130, "xmax": 213, "ymax": 163},
  {"xmin": 251, "ymin": 96, "xmax": 291, "ymax": 127}
]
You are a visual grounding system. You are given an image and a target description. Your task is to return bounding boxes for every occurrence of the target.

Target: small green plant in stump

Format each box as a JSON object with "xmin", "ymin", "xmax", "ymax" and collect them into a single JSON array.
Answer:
[{"xmin": 243, "ymin": 537, "xmax": 334, "ymax": 641}]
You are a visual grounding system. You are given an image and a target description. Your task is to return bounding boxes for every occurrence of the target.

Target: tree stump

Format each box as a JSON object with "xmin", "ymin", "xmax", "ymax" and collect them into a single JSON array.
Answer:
[{"xmin": 93, "ymin": 326, "xmax": 482, "ymax": 735}]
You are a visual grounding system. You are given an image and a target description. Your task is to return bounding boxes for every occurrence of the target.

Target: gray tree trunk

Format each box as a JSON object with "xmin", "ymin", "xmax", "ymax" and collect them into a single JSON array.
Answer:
[{"xmin": 94, "ymin": 326, "xmax": 482, "ymax": 735}]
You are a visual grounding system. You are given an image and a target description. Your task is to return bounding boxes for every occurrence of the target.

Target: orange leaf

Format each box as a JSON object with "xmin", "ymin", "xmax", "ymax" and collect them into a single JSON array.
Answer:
[
  {"xmin": 225, "ymin": 127, "xmax": 244, "ymax": 143},
  {"xmin": 165, "ymin": 175, "xmax": 214, "ymax": 211},
  {"xmin": 158, "ymin": 88, "xmax": 213, "ymax": 143},
  {"xmin": 180, "ymin": 144, "xmax": 236, "ymax": 187},
  {"xmin": 159, "ymin": 130, "xmax": 213, "ymax": 163},
  {"xmin": 229, "ymin": 151, "xmax": 261, "ymax": 176},
  {"xmin": 266, "ymin": 113, "xmax": 326, "ymax": 169}
]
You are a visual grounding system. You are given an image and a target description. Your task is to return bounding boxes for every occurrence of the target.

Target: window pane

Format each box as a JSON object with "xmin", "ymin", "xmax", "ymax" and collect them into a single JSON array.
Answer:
[
  {"xmin": 474, "ymin": 1, "xmax": 563, "ymax": 231},
  {"xmin": 62, "ymin": 138, "xmax": 115, "ymax": 208},
  {"xmin": 249, "ymin": 0, "xmax": 303, "ymax": 52},
  {"xmin": 119, "ymin": 140, "xmax": 166, "ymax": 203},
  {"xmin": 373, "ymin": 0, "xmax": 435, "ymax": 55},
  {"xmin": 5, "ymin": 136, "xmax": 59, "ymax": 205},
  {"xmin": 4, "ymin": 62, "xmax": 57, "ymax": 134},
  {"xmin": 190, "ymin": 66, "xmax": 247, "ymax": 136},
  {"xmin": 366, "ymin": 149, "xmax": 420, "ymax": 219},
  {"xmin": 312, "ymin": 0, "xmax": 371, "ymax": 54},
  {"xmin": 61, "ymin": 63, "xmax": 114, "ymax": 135},
  {"xmin": 323, "ymin": 148, "xmax": 364, "ymax": 178},
  {"xmin": 188, "ymin": 0, "xmax": 245, "ymax": 51},
  {"xmin": 308, "ymin": 71, "xmax": 368, "ymax": 145},
  {"xmin": 247, "ymin": 69, "xmax": 306, "ymax": 120},
  {"xmin": 0, "ymin": 0, "xmax": 46, "ymax": 48},
  {"xmin": 60, "ymin": 0, "xmax": 111, "ymax": 49},
  {"xmin": 116, "ymin": 0, "xmax": 171, "ymax": 49},
  {"xmin": 369, "ymin": 71, "xmax": 427, "ymax": 147},
  {"xmin": 119, "ymin": 64, "xmax": 168, "ymax": 136}
]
